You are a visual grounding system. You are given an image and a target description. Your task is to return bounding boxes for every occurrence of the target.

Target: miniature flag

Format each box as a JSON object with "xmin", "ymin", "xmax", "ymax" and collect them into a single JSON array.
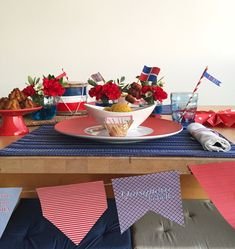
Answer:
[
  {"xmin": 0, "ymin": 187, "xmax": 22, "ymax": 238},
  {"xmin": 56, "ymin": 68, "xmax": 68, "ymax": 80},
  {"xmin": 112, "ymin": 171, "xmax": 184, "ymax": 234},
  {"xmin": 91, "ymin": 72, "xmax": 105, "ymax": 82},
  {"xmin": 37, "ymin": 181, "xmax": 107, "ymax": 245},
  {"xmin": 189, "ymin": 161, "xmax": 235, "ymax": 229},
  {"xmin": 139, "ymin": 65, "xmax": 160, "ymax": 83},
  {"xmin": 203, "ymin": 70, "xmax": 221, "ymax": 86}
]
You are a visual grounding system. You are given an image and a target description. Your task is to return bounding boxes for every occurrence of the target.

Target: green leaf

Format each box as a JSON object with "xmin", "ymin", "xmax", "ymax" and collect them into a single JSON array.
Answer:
[
  {"xmin": 101, "ymin": 96, "xmax": 109, "ymax": 104},
  {"xmin": 121, "ymin": 84, "xmax": 130, "ymax": 92},
  {"xmin": 59, "ymin": 78, "xmax": 63, "ymax": 84},
  {"xmin": 141, "ymin": 81, "xmax": 149, "ymax": 86},
  {"xmin": 120, "ymin": 76, "xmax": 125, "ymax": 82},
  {"xmin": 28, "ymin": 76, "xmax": 34, "ymax": 85},
  {"xmin": 36, "ymin": 77, "xmax": 40, "ymax": 83},
  {"xmin": 88, "ymin": 79, "xmax": 97, "ymax": 86}
]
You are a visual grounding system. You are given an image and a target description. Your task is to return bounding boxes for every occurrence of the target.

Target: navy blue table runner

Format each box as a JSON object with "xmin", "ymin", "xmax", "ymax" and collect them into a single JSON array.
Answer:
[{"xmin": 0, "ymin": 125, "xmax": 235, "ymax": 158}]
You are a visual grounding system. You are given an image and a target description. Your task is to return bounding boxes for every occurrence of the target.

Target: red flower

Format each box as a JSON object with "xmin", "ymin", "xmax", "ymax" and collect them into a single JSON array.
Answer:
[
  {"xmin": 89, "ymin": 85, "xmax": 103, "ymax": 100},
  {"xmin": 22, "ymin": 85, "xmax": 36, "ymax": 97},
  {"xmin": 141, "ymin": 85, "xmax": 153, "ymax": 95},
  {"xmin": 152, "ymin": 86, "xmax": 168, "ymax": 102},
  {"xmin": 43, "ymin": 77, "xmax": 65, "ymax": 96},
  {"xmin": 89, "ymin": 82, "xmax": 121, "ymax": 101},
  {"xmin": 102, "ymin": 82, "xmax": 121, "ymax": 100}
]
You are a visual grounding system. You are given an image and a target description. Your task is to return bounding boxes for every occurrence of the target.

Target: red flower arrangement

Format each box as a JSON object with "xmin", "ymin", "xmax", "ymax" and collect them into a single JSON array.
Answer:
[
  {"xmin": 42, "ymin": 76, "xmax": 65, "ymax": 96},
  {"xmin": 87, "ymin": 72, "xmax": 167, "ymax": 106},
  {"xmin": 22, "ymin": 74, "xmax": 66, "ymax": 106},
  {"xmin": 88, "ymin": 80, "xmax": 122, "ymax": 105},
  {"xmin": 22, "ymin": 84, "xmax": 36, "ymax": 97},
  {"xmin": 125, "ymin": 79, "xmax": 168, "ymax": 105}
]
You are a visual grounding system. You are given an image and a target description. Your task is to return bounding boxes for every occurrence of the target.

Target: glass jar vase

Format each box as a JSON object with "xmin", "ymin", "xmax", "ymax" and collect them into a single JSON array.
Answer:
[{"xmin": 31, "ymin": 96, "xmax": 57, "ymax": 120}]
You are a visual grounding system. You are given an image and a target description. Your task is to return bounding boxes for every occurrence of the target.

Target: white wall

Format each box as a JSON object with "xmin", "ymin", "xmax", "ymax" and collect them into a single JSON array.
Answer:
[{"xmin": 0, "ymin": 0, "xmax": 235, "ymax": 105}]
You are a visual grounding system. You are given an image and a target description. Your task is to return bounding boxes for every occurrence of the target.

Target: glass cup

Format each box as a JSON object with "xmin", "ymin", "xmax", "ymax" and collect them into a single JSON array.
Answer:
[{"xmin": 170, "ymin": 92, "xmax": 198, "ymax": 125}]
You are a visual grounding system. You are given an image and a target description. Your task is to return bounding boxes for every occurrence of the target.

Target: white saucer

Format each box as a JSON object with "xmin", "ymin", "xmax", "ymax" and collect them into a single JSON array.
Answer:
[{"xmin": 84, "ymin": 125, "xmax": 153, "ymax": 143}]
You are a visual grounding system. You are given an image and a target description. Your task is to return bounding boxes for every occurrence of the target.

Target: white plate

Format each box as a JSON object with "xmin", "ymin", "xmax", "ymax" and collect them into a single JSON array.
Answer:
[
  {"xmin": 84, "ymin": 125, "xmax": 154, "ymax": 143},
  {"xmin": 55, "ymin": 116, "xmax": 183, "ymax": 144}
]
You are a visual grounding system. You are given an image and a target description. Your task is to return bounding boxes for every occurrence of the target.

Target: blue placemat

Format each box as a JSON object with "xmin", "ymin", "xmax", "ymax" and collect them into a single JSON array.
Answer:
[{"xmin": 0, "ymin": 125, "xmax": 234, "ymax": 158}]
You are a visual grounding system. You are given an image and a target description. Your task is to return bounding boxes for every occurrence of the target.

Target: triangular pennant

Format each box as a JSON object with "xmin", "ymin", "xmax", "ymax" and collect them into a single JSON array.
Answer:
[
  {"xmin": 36, "ymin": 181, "xmax": 107, "ymax": 244},
  {"xmin": 0, "ymin": 187, "xmax": 22, "ymax": 238},
  {"xmin": 189, "ymin": 161, "xmax": 235, "ymax": 229},
  {"xmin": 112, "ymin": 171, "xmax": 184, "ymax": 233},
  {"xmin": 203, "ymin": 70, "xmax": 221, "ymax": 86}
]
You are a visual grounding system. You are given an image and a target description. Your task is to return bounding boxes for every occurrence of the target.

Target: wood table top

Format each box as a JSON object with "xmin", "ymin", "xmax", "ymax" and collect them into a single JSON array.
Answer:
[
  {"xmin": 0, "ymin": 105, "xmax": 234, "ymax": 175},
  {"xmin": 0, "ymin": 105, "xmax": 234, "ymax": 199}
]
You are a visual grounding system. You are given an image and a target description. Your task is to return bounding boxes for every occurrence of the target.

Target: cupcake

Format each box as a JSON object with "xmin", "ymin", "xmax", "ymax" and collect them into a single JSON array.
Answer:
[{"xmin": 104, "ymin": 116, "xmax": 133, "ymax": 137}]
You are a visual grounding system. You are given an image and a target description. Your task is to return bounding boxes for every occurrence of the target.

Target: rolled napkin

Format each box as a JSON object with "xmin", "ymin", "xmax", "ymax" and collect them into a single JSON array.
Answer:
[{"xmin": 187, "ymin": 122, "xmax": 231, "ymax": 152}]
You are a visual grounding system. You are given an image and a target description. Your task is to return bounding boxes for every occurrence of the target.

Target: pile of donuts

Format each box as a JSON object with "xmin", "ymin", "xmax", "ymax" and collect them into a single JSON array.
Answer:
[{"xmin": 0, "ymin": 88, "xmax": 38, "ymax": 110}]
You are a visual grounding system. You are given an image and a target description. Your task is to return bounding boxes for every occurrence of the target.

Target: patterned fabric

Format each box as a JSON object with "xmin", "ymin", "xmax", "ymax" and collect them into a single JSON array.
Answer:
[
  {"xmin": 36, "ymin": 181, "xmax": 107, "ymax": 245},
  {"xmin": 112, "ymin": 171, "xmax": 184, "ymax": 233},
  {"xmin": 0, "ymin": 125, "xmax": 234, "ymax": 158}
]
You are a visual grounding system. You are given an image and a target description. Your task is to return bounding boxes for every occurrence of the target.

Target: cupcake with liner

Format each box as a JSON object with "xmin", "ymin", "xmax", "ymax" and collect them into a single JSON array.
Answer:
[{"xmin": 104, "ymin": 116, "xmax": 133, "ymax": 137}]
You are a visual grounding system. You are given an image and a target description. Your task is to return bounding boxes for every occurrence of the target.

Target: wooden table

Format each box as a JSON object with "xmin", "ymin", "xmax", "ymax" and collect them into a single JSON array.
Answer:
[{"xmin": 0, "ymin": 106, "xmax": 234, "ymax": 199}]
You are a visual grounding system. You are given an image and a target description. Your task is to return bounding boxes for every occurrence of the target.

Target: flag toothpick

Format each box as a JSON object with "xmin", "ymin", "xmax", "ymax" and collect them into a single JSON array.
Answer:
[{"xmin": 179, "ymin": 66, "xmax": 221, "ymax": 123}]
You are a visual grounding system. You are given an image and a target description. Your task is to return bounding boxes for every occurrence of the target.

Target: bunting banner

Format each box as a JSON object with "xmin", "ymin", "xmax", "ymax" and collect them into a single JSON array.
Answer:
[
  {"xmin": 189, "ymin": 161, "xmax": 235, "ymax": 229},
  {"xmin": 112, "ymin": 171, "xmax": 184, "ymax": 234},
  {"xmin": 139, "ymin": 65, "xmax": 160, "ymax": 83},
  {"xmin": 36, "ymin": 181, "xmax": 107, "ymax": 245},
  {"xmin": 0, "ymin": 187, "xmax": 22, "ymax": 238}
]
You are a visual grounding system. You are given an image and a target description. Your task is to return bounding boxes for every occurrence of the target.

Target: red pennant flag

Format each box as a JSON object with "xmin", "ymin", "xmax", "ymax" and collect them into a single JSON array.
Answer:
[
  {"xmin": 189, "ymin": 162, "xmax": 235, "ymax": 229},
  {"xmin": 56, "ymin": 69, "xmax": 68, "ymax": 80},
  {"xmin": 36, "ymin": 181, "xmax": 107, "ymax": 244}
]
